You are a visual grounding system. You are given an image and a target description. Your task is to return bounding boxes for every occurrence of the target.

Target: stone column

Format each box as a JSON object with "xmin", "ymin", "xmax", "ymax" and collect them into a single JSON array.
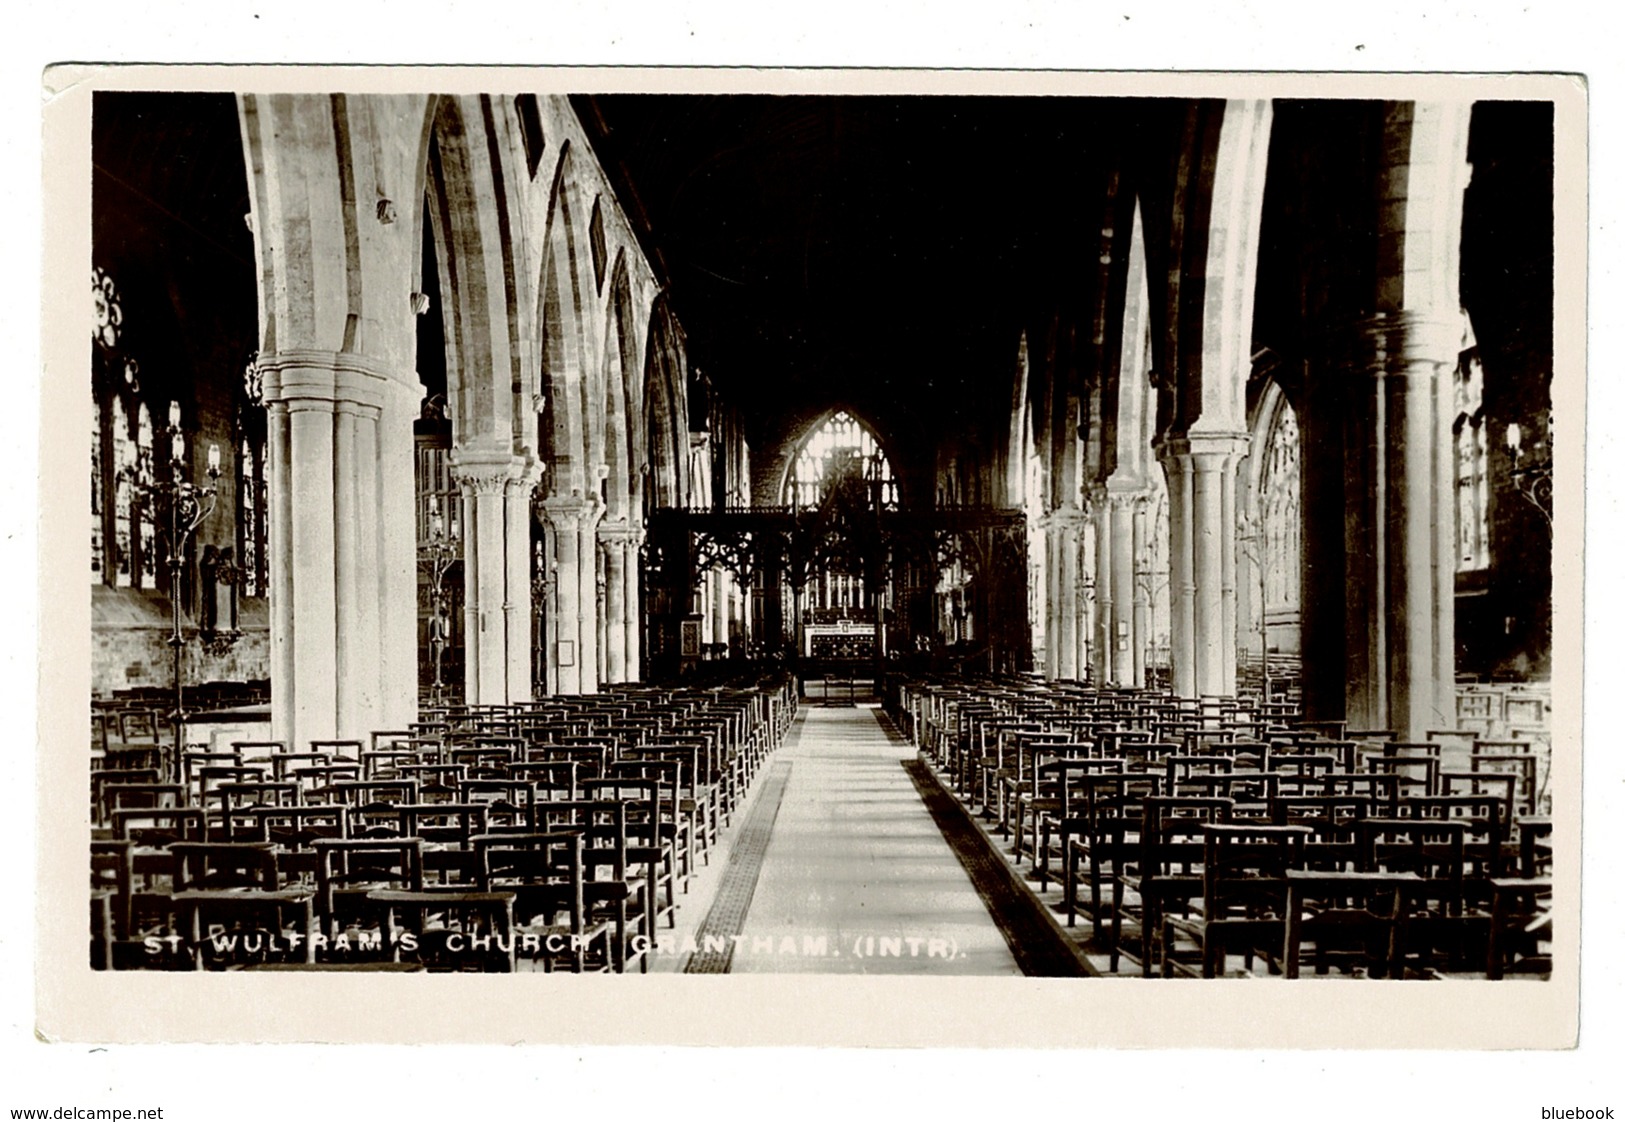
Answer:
[
  {"xmin": 1158, "ymin": 444, "xmax": 1196, "ymax": 698},
  {"xmin": 1131, "ymin": 494, "xmax": 1151, "ymax": 687},
  {"xmin": 260, "ymin": 350, "xmax": 414, "ymax": 750},
  {"xmin": 451, "ymin": 450, "xmax": 526, "ymax": 706},
  {"xmin": 503, "ymin": 465, "xmax": 540, "ymax": 704},
  {"xmin": 540, "ymin": 498, "xmax": 593, "ymax": 695},
  {"xmin": 1191, "ymin": 435, "xmax": 1247, "ymax": 697},
  {"xmin": 1089, "ymin": 494, "xmax": 1113, "ymax": 685},
  {"xmin": 1337, "ymin": 313, "xmax": 1459, "ymax": 739},
  {"xmin": 598, "ymin": 523, "xmax": 634, "ymax": 684},
  {"xmin": 595, "ymin": 541, "xmax": 609, "ymax": 684},
  {"xmin": 375, "ymin": 380, "xmax": 418, "ymax": 731},
  {"xmin": 1041, "ymin": 514, "xmax": 1062, "ymax": 679},
  {"xmin": 1219, "ymin": 457, "xmax": 1241, "ymax": 696},
  {"xmin": 1054, "ymin": 506, "xmax": 1083, "ymax": 681},
  {"xmin": 575, "ymin": 499, "xmax": 605, "ymax": 693},
  {"xmin": 1108, "ymin": 491, "xmax": 1137, "ymax": 688},
  {"xmin": 624, "ymin": 522, "xmax": 644, "ymax": 683},
  {"xmin": 1158, "ymin": 434, "xmax": 1246, "ymax": 698}
]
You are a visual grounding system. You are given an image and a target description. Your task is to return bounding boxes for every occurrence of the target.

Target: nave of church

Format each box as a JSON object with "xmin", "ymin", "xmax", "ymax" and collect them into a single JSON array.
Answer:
[{"xmin": 83, "ymin": 85, "xmax": 1557, "ymax": 980}]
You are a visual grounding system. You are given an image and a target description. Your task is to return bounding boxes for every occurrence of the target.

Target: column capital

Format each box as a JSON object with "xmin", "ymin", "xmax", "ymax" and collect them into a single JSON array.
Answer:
[
  {"xmin": 449, "ymin": 448, "xmax": 528, "ymax": 497},
  {"xmin": 540, "ymin": 495, "xmax": 605, "ymax": 532},
  {"xmin": 596, "ymin": 515, "xmax": 642, "ymax": 546},
  {"xmin": 259, "ymin": 349, "xmax": 409, "ymax": 413},
  {"xmin": 1043, "ymin": 502, "xmax": 1089, "ymax": 531},
  {"xmin": 1339, "ymin": 310, "xmax": 1467, "ymax": 374},
  {"xmin": 1155, "ymin": 430, "xmax": 1250, "ymax": 467}
]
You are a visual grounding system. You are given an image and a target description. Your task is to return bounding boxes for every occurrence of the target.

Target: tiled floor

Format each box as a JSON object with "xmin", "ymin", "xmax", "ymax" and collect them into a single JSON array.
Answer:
[{"xmin": 721, "ymin": 705, "xmax": 1021, "ymax": 975}]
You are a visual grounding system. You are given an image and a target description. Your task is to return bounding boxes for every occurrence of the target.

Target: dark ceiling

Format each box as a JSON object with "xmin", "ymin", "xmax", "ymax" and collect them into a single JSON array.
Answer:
[{"xmin": 579, "ymin": 95, "xmax": 1142, "ymax": 449}]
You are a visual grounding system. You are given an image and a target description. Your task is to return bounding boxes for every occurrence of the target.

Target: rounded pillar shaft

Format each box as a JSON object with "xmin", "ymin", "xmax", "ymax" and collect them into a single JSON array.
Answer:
[
  {"xmin": 623, "ymin": 523, "xmax": 643, "ymax": 683},
  {"xmin": 1314, "ymin": 313, "xmax": 1460, "ymax": 739},
  {"xmin": 1109, "ymin": 495, "xmax": 1136, "ymax": 688},
  {"xmin": 1057, "ymin": 513, "xmax": 1081, "ymax": 680},
  {"xmin": 504, "ymin": 477, "xmax": 536, "ymax": 703},
  {"xmin": 1160, "ymin": 450, "xmax": 1197, "ymax": 698},
  {"xmin": 602, "ymin": 535, "xmax": 627, "ymax": 683},
  {"xmin": 262, "ymin": 351, "xmax": 408, "ymax": 751},
  {"xmin": 575, "ymin": 514, "xmax": 601, "ymax": 693},
  {"xmin": 1131, "ymin": 497, "xmax": 1150, "ymax": 687}
]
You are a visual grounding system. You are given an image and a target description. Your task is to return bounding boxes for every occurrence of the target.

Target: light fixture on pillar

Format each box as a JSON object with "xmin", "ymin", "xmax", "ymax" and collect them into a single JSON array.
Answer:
[
  {"xmin": 1505, "ymin": 420, "xmax": 1553, "ymax": 527},
  {"xmin": 128, "ymin": 405, "xmax": 221, "ymax": 781},
  {"xmin": 421, "ymin": 496, "xmax": 460, "ymax": 705},
  {"xmin": 199, "ymin": 452, "xmax": 243, "ymax": 659}
]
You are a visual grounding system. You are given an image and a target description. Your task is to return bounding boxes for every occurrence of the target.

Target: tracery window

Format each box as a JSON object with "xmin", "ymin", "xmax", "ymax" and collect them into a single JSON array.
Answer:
[
  {"xmin": 91, "ymin": 267, "xmax": 160, "ymax": 589},
  {"xmin": 237, "ymin": 356, "xmax": 268, "ymax": 598},
  {"xmin": 787, "ymin": 411, "xmax": 897, "ymax": 509},
  {"xmin": 1261, "ymin": 403, "xmax": 1302, "ymax": 614},
  {"xmin": 1454, "ymin": 349, "xmax": 1490, "ymax": 573}
]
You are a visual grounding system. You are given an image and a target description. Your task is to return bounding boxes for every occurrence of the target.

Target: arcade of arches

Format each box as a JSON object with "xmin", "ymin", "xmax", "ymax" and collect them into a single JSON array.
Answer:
[{"xmin": 89, "ymin": 90, "xmax": 1555, "ymax": 977}]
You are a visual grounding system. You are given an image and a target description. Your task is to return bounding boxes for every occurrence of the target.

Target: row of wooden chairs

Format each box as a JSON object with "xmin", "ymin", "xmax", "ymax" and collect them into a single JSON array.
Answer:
[
  {"xmin": 895, "ymin": 674, "xmax": 1552, "ymax": 980},
  {"xmin": 91, "ymin": 674, "xmax": 798, "ymax": 972}
]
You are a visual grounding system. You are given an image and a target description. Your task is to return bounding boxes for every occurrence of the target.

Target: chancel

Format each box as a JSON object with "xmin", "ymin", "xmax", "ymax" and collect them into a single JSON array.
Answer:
[{"xmin": 86, "ymin": 87, "xmax": 1554, "ymax": 978}]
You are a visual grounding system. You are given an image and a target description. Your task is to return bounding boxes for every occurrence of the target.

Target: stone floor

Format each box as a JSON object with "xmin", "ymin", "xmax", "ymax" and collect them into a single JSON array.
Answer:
[{"xmin": 653, "ymin": 704, "xmax": 1021, "ymax": 975}]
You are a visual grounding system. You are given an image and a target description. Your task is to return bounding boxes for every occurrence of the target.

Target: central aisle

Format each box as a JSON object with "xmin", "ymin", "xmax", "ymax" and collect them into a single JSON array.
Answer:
[{"xmin": 721, "ymin": 704, "xmax": 1022, "ymax": 975}]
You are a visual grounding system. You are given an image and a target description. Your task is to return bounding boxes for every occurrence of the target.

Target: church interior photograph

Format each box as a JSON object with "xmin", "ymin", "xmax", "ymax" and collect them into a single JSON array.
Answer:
[{"xmin": 81, "ymin": 83, "xmax": 1558, "ymax": 981}]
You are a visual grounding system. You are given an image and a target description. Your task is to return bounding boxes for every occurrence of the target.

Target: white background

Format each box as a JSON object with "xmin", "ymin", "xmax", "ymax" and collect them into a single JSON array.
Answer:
[{"xmin": 6, "ymin": 2, "xmax": 1619, "ymax": 1116}]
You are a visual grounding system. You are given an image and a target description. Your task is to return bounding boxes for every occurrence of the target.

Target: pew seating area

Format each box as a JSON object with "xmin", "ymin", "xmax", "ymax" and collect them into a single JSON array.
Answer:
[
  {"xmin": 893, "ymin": 673, "xmax": 1553, "ymax": 980},
  {"xmin": 89, "ymin": 675, "xmax": 795, "ymax": 973}
]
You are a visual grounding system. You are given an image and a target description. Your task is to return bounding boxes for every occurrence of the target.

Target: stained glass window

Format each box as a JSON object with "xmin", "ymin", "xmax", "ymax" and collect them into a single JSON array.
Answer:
[
  {"xmin": 93, "ymin": 269, "xmax": 162, "ymax": 590},
  {"xmin": 787, "ymin": 411, "xmax": 896, "ymax": 508},
  {"xmin": 1261, "ymin": 403, "xmax": 1301, "ymax": 613},
  {"xmin": 1454, "ymin": 351, "xmax": 1490, "ymax": 573}
]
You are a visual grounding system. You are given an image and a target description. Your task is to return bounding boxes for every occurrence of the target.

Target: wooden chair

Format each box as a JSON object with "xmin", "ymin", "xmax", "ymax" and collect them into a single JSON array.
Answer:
[
  {"xmin": 1281, "ymin": 869, "xmax": 1420, "ymax": 978},
  {"xmin": 534, "ymin": 798, "xmax": 642, "ymax": 973},
  {"xmin": 113, "ymin": 807, "xmax": 208, "ymax": 846},
  {"xmin": 312, "ymin": 837, "xmax": 426, "ymax": 942},
  {"xmin": 472, "ymin": 831, "xmax": 611, "ymax": 971},
  {"xmin": 369, "ymin": 887, "xmax": 517, "ymax": 972},
  {"xmin": 1160, "ymin": 823, "xmax": 1311, "ymax": 977},
  {"xmin": 1486, "ymin": 876, "xmax": 1552, "ymax": 979},
  {"xmin": 168, "ymin": 842, "xmax": 316, "ymax": 970},
  {"xmin": 1112, "ymin": 796, "xmax": 1234, "ymax": 976}
]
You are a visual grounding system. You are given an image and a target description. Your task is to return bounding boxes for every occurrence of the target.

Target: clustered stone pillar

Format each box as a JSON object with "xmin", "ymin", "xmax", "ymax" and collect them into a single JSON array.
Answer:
[
  {"xmin": 1316, "ymin": 313, "xmax": 1458, "ymax": 739},
  {"xmin": 1158, "ymin": 433, "xmax": 1248, "ymax": 698},
  {"xmin": 600, "ymin": 528, "xmax": 628, "ymax": 683},
  {"xmin": 1042, "ymin": 505, "xmax": 1086, "ymax": 680},
  {"xmin": 1042, "ymin": 514, "xmax": 1063, "ymax": 678},
  {"xmin": 1107, "ymin": 490, "xmax": 1139, "ymax": 687},
  {"xmin": 1057, "ymin": 506, "xmax": 1083, "ymax": 680},
  {"xmin": 262, "ymin": 350, "xmax": 417, "ymax": 751},
  {"xmin": 597, "ymin": 518, "xmax": 643, "ymax": 685},
  {"xmin": 624, "ymin": 522, "xmax": 643, "ymax": 683},
  {"xmin": 1089, "ymin": 492, "xmax": 1113, "ymax": 686},
  {"xmin": 451, "ymin": 449, "xmax": 536, "ymax": 706},
  {"xmin": 540, "ymin": 497, "xmax": 605, "ymax": 695},
  {"xmin": 1131, "ymin": 493, "xmax": 1152, "ymax": 687},
  {"xmin": 504, "ymin": 466, "xmax": 541, "ymax": 703}
]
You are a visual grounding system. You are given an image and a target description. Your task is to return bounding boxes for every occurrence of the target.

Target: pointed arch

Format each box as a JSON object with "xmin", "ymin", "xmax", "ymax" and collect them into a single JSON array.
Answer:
[
  {"xmin": 420, "ymin": 95, "xmax": 519, "ymax": 452},
  {"xmin": 780, "ymin": 408, "xmax": 898, "ymax": 509},
  {"xmin": 642, "ymin": 293, "xmax": 685, "ymax": 511},
  {"xmin": 1239, "ymin": 377, "xmax": 1304, "ymax": 682},
  {"xmin": 539, "ymin": 142, "xmax": 590, "ymax": 499}
]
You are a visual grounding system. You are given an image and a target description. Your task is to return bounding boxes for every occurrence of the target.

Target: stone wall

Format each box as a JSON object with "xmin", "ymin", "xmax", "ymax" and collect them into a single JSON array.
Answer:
[{"xmin": 91, "ymin": 585, "xmax": 269, "ymax": 697}]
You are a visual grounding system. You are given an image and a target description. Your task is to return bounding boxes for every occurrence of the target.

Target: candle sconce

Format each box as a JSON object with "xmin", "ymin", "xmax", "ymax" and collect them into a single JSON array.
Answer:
[
  {"xmin": 1505, "ymin": 419, "xmax": 1553, "ymax": 527},
  {"xmin": 420, "ymin": 496, "xmax": 461, "ymax": 704},
  {"xmin": 127, "ymin": 401, "xmax": 222, "ymax": 780}
]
